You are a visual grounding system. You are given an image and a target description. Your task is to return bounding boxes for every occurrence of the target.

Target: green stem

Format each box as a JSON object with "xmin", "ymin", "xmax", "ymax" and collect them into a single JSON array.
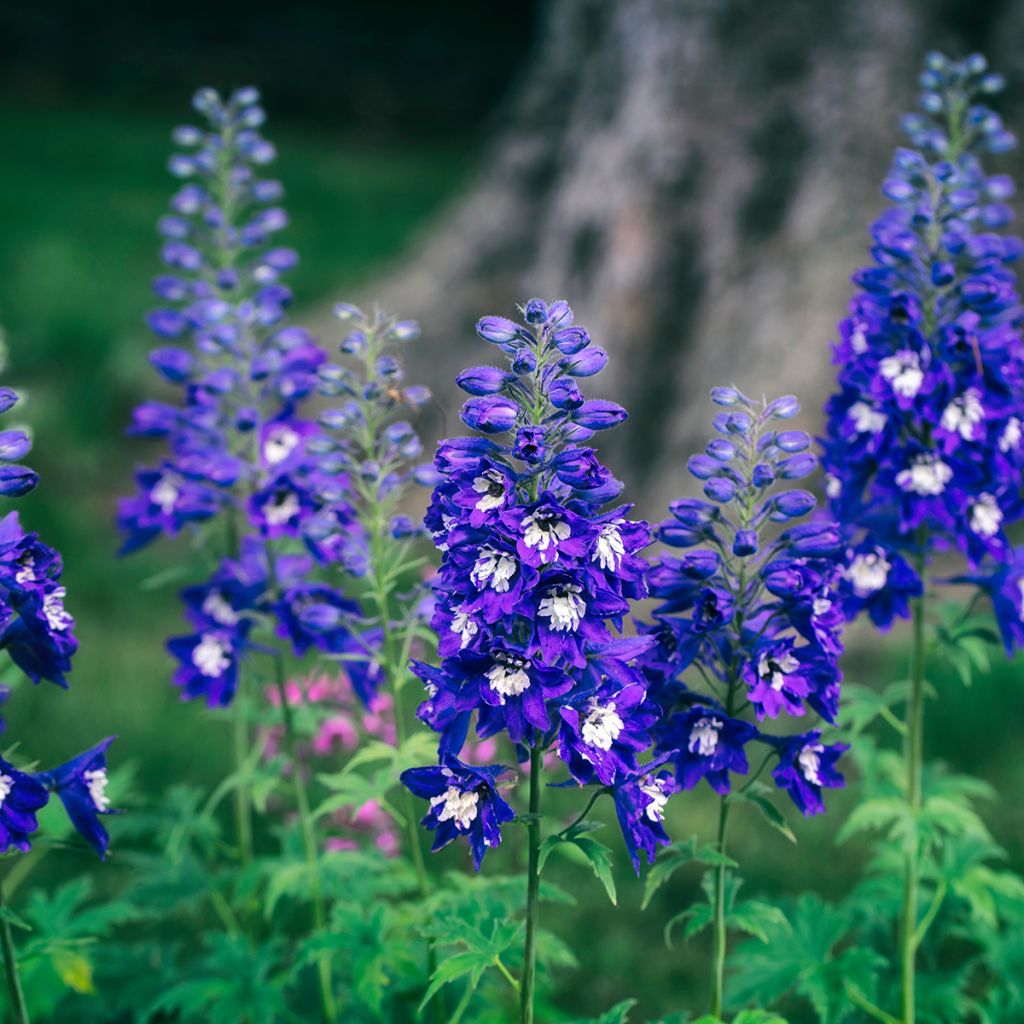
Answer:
[
  {"xmin": 520, "ymin": 745, "xmax": 543, "ymax": 1024},
  {"xmin": 271, "ymin": 653, "xmax": 337, "ymax": 1024},
  {"xmin": 0, "ymin": 876, "xmax": 29, "ymax": 1024},
  {"xmin": 710, "ymin": 793, "xmax": 731, "ymax": 1019},
  {"xmin": 232, "ymin": 675, "xmax": 254, "ymax": 873},
  {"xmin": 901, "ymin": 538, "xmax": 928, "ymax": 1024}
]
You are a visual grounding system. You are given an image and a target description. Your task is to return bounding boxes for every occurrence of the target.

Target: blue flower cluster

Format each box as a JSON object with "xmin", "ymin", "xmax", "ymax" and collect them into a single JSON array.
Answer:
[
  {"xmin": 821, "ymin": 53, "xmax": 1024, "ymax": 645},
  {"xmin": 401, "ymin": 300, "xmax": 671, "ymax": 870},
  {"xmin": 0, "ymin": 381, "xmax": 115, "ymax": 857},
  {"xmin": 117, "ymin": 88, "xmax": 395, "ymax": 707},
  {"xmin": 0, "ymin": 391, "xmax": 76, "ymax": 687},
  {"xmin": 639, "ymin": 390, "xmax": 848, "ymax": 816}
]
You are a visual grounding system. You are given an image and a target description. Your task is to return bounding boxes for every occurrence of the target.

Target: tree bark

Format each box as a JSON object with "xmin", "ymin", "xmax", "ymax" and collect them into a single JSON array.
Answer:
[{"xmin": 327, "ymin": 0, "xmax": 1024, "ymax": 512}]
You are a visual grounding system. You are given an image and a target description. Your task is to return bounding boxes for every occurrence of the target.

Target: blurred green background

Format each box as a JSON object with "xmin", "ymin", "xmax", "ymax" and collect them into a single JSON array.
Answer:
[{"xmin": 2, "ymin": 2, "xmax": 1023, "ymax": 1020}]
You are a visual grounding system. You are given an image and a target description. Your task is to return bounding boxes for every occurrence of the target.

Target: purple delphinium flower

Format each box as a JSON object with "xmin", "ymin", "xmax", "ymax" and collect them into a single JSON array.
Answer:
[
  {"xmin": 404, "ymin": 299, "xmax": 661, "ymax": 870},
  {"xmin": 821, "ymin": 56, "xmax": 1024, "ymax": 642},
  {"xmin": 612, "ymin": 767, "xmax": 677, "ymax": 872},
  {"xmin": 639, "ymin": 390, "xmax": 848, "ymax": 814},
  {"xmin": 771, "ymin": 731, "xmax": 848, "ymax": 816},
  {"xmin": 400, "ymin": 757, "xmax": 516, "ymax": 870},
  {"xmin": 0, "ymin": 760, "xmax": 48, "ymax": 853},
  {"xmin": 39, "ymin": 737, "xmax": 118, "ymax": 858},
  {"xmin": 660, "ymin": 706, "xmax": 758, "ymax": 795}
]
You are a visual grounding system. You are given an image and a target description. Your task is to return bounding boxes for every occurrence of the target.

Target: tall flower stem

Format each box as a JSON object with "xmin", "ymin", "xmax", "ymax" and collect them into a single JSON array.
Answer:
[
  {"xmin": 520, "ymin": 744, "xmax": 543, "ymax": 1024},
  {"xmin": 269, "ymin": 644, "xmax": 336, "ymax": 1024},
  {"xmin": 901, "ymin": 539, "xmax": 928, "ymax": 1024},
  {"xmin": 0, "ymin": 876, "xmax": 29, "ymax": 1024},
  {"xmin": 710, "ymin": 794, "xmax": 731, "ymax": 1018}
]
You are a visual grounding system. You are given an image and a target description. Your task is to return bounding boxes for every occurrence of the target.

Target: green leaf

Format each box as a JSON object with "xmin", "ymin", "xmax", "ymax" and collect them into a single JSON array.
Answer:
[
  {"xmin": 835, "ymin": 797, "xmax": 910, "ymax": 845},
  {"xmin": 728, "ymin": 899, "xmax": 791, "ymax": 944},
  {"xmin": 419, "ymin": 949, "xmax": 490, "ymax": 1011},
  {"xmin": 733, "ymin": 787, "xmax": 797, "ymax": 844},
  {"xmin": 0, "ymin": 906, "xmax": 32, "ymax": 931},
  {"xmin": 541, "ymin": 830, "xmax": 617, "ymax": 906},
  {"xmin": 641, "ymin": 837, "xmax": 737, "ymax": 911}
]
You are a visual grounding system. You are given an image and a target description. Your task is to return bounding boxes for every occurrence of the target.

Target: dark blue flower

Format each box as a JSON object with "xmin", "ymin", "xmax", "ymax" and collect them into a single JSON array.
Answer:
[
  {"xmin": 771, "ymin": 732, "xmax": 848, "ymax": 816},
  {"xmin": 400, "ymin": 756, "xmax": 516, "ymax": 869},
  {"xmin": 659, "ymin": 706, "xmax": 757, "ymax": 794},
  {"xmin": 612, "ymin": 768, "xmax": 677, "ymax": 873},
  {"xmin": 39, "ymin": 737, "xmax": 117, "ymax": 858},
  {"xmin": 0, "ymin": 759, "xmax": 48, "ymax": 853}
]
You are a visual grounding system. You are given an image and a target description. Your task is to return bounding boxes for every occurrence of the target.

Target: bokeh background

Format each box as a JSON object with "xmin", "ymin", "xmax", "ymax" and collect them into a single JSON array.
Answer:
[{"xmin": 2, "ymin": 0, "xmax": 1023, "ymax": 1018}]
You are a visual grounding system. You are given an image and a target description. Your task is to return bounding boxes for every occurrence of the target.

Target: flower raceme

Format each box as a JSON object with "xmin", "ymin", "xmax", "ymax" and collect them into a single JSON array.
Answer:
[
  {"xmin": 639, "ymin": 389, "xmax": 849, "ymax": 816},
  {"xmin": 0, "ymin": 378, "xmax": 115, "ymax": 858},
  {"xmin": 117, "ymin": 87, "xmax": 380, "ymax": 708},
  {"xmin": 821, "ymin": 53, "xmax": 1024, "ymax": 638},
  {"xmin": 401, "ymin": 299, "xmax": 667, "ymax": 871}
]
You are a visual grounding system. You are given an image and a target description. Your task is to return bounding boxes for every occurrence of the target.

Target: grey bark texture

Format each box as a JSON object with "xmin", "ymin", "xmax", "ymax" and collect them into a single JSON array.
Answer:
[{"xmin": 318, "ymin": 0, "xmax": 1024, "ymax": 513}]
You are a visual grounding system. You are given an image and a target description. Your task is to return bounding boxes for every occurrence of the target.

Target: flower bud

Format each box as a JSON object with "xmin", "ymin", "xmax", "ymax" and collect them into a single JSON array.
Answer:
[
  {"xmin": 476, "ymin": 316, "xmax": 522, "ymax": 345},
  {"xmin": 460, "ymin": 397, "xmax": 518, "ymax": 434},
  {"xmin": 456, "ymin": 366, "xmax": 512, "ymax": 396},
  {"xmin": 552, "ymin": 327, "xmax": 590, "ymax": 354},
  {"xmin": 572, "ymin": 400, "xmax": 627, "ymax": 430},
  {"xmin": 549, "ymin": 378, "xmax": 584, "ymax": 410}
]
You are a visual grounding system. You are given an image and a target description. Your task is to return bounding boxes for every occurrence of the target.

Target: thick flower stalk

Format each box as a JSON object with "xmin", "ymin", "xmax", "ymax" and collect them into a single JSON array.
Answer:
[
  {"xmin": 400, "ymin": 299, "xmax": 664, "ymax": 1024},
  {"xmin": 820, "ymin": 53, "xmax": 1024, "ymax": 1023},
  {"xmin": 0, "ymin": 376, "xmax": 116, "ymax": 1024},
  {"xmin": 639, "ymin": 388, "xmax": 847, "ymax": 1017}
]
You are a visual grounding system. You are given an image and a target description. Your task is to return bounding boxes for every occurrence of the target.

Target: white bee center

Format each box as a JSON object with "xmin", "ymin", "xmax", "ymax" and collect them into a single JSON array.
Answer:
[
  {"xmin": 522, "ymin": 511, "xmax": 571, "ymax": 560},
  {"xmin": 264, "ymin": 425, "xmax": 301, "ymax": 465},
  {"xmin": 192, "ymin": 634, "xmax": 231, "ymax": 677},
  {"xmin": 84, "ymin": 768, "xmax": 111, "ymax": 811},
  {"xmin": 879, "ymin": 350, "xmax": 923, "ymax": 398},
  {"xmin": 848, "ymin": 401, "xmax": 887, "ymax": 434},
  {"xmin": 594, "ymin": 522, "xmax": 626, "ymax": 572},
  {"xmin": 687, "ymin": 717, "xmax": 722, "ymax": 757},
  {"xmin": 941, "ymin": 388, "xmax": 985, "ymax": 440},
  {"xmin": 845, "ymin": 549, "xmax": 890, "ymax": 597},
  {"xmin": 150, "ymin": 475, "xmax": 181, "ymax": 514},
  {"xmin": 639, "ymin": 778, "xmax": 670, "ymax": 822},
  {"xmin": 14, "ymin": 558, "xmax": 35, "ymax": 585},
  {"xmin": 430, "ymin": 786, "xmax": 479, "ymax": 830},
  {"xmin": 450, "ymin": 608, "xmax": 479, "ymax": 648},
  {"xmin": 485, "ymin": 662, "xmax": 531, "ymax": 700},
  {"xmin": 538, "ymin": 584, "xmax": 586, "ymax": 632},
  {"xmin": 43, "ymin": 587, "xmax": 73, "ymax": 632},
  {"xmin": 758, "ymin": 651, "xmax": 800, "ymax": 691},
  {"xmin": 470, "ymin": 546, "xmax": 518, "ymax": 592},
  {"xmin": 0, "ymin": 775, "xmax": 13, "ymax": 808},
  {"xmin": 202, "ymin": 590, "xmax": 238, "ymax": 626},
  {"xmin": 825, "ymin": 473, "xmax": 841, "ymax": 499},
  {"xmin": 798, "ymin": 743, "xmax": 825, "ymax": 785},
  {"xmin": 472, "ymin": 470, "xmax": 507, "ymax": 512},
  {"xmin": 581, "ymin": 700, "xmax": 624, "ymax": 750},
  {"xmin": 1000, "ymin": 417, "xmax": 1022, "ymax": 453},
  {"xmin": 969, "ymin": 493, "xmax": 1003, "ymax": 537},
  {"xmin": 896, "ymin": 454, "xmax": 952, "ymax": 496},
  {"xmin": 264, "ymin": 491, "xmax": 300, "ymax": 526}
]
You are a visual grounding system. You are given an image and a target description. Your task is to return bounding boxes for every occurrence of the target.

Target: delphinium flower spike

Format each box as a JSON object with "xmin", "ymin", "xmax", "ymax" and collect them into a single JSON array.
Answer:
[
  {"xmin": 638, "ymin": 388, "xmax": 847, "ymax": 1018},
  {"xmin": 400, "ymin": 299, "xmax": 661, "ymax": 1023},
  {"xmin": 0, "ymin": 370, "xmax": 118, "ymax": 1023},
  {"xmin": 821, "ymin": 53, "xmax": 1024, "ymax": 1023},
  {"xmin": 117, "ymin": 87, "xmax": 364, "ymax": 1023}
]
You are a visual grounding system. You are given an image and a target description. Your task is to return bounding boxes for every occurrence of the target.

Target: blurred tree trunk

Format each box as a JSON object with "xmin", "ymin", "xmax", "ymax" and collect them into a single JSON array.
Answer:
[{"xmin": 339, "ymin": 0, "xmax": 1023, "ymax": 512}]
